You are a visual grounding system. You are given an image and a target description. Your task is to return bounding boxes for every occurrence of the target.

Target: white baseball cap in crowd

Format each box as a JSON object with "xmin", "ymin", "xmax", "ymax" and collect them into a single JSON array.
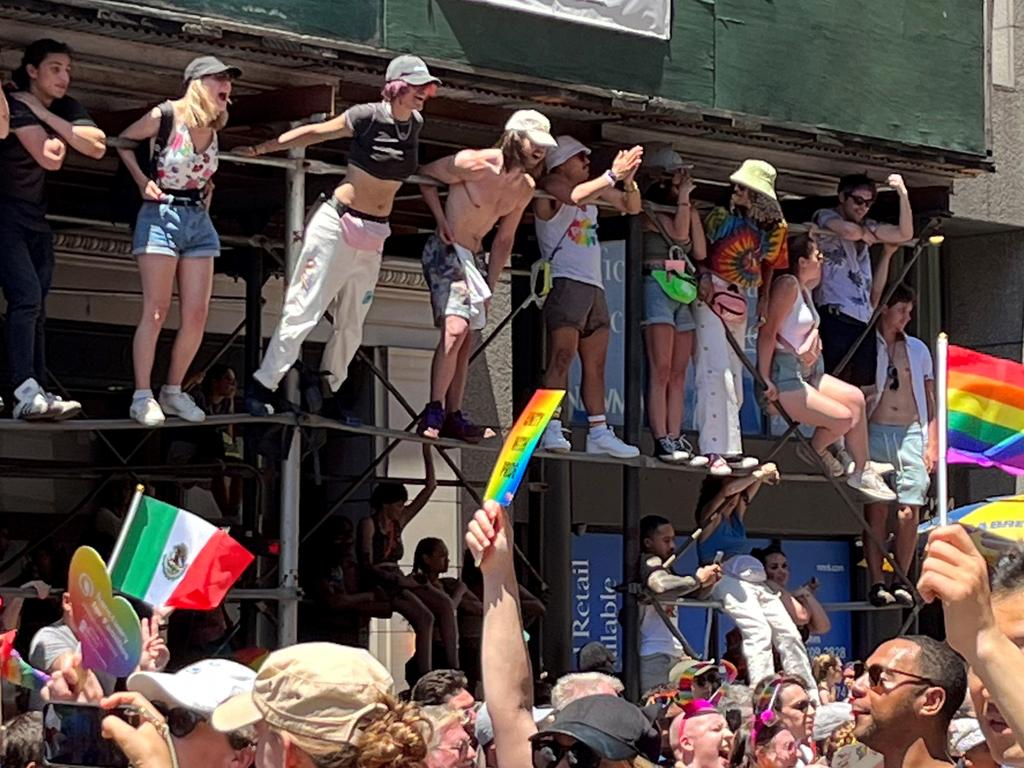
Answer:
[
  {"xmin": 544, "ymin": 135, "xmax": 590, "ymax": 172},
  {"xmin": 504, "ymin": 109, "xmax": 558, "ymax": 149},
  {"xmin": 642, "ymin": 145, "xmax": 690, "ymax": 173},
  {"xmin": 128, "ymin": 659, "xmax": 257, "ymax": 716}
]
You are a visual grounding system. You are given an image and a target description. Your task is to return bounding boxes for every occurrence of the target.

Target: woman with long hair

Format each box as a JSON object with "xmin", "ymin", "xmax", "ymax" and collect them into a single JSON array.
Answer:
[
  {"xmin": 118, "ymin": 56, "xmax": 239, "ymax": 426},
  {"xmin": 638, "ymin": 147, "xmax": 708, "ymax": 465},
  {"xmin": 756, "ymin": 233, "xmax": 895, "ymax": 502},
  {"xmin": 752, "ymin": 542, "xmax": 832, "ymax": 642}
]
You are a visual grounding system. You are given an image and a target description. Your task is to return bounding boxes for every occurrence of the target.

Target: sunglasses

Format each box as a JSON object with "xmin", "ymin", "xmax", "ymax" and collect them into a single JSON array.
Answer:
[
  {"xmin": 153, "ymin": 703, "xmax": 252, "ymax": 750},
  {"xmin": 532, "ymin": 740, "xmax": 601, "ymax": 768},
  {"xmin": 865, "ymin": 663, "xmax": 936, "ymax": 690},
  {"xmin": 847, "ymin": 193, "xmax": 875, "ymax": 208},
  {"xmin": 887, "ymin": 362, "xmax": 900, "ymax": 391}
]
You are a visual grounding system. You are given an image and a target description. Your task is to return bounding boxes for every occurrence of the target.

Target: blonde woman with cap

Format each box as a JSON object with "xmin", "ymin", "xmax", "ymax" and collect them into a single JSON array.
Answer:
[
  {"xmin": 696, "ymin": 159, "xmax": 788, "ymax": 475},
  {"xmin": 119, "ymin": 56, "xmax": 240, "ymax": 427},
  {"xmin": 243, "ymin": 55, "xmax": 440, "ymax": 417},
  {"xmin": 638, "ymin": 146, "xmax": 708, "ymax": 465}
]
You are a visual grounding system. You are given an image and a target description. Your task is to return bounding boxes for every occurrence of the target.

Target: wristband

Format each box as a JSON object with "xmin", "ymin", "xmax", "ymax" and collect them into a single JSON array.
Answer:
[
  {"xmin": 604, "ymin": 169, "xmax": 619, "ymax": 185},
  {"xmin": 625, "ymin": 181, "xmax": 639, "ymax": 193}
]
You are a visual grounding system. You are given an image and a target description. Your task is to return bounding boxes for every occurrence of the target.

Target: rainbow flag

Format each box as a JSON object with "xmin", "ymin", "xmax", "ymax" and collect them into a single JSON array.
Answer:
[
  {"xmin": 948, "ymin": 345, "xmax": 1024, "ymax": 475},
  {"xmin": 0, "ymin": 630, "xmax": 50, "ymax": 692}
]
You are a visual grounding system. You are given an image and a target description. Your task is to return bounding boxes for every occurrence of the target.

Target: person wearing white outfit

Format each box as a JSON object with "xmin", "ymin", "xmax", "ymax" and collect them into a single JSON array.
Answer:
[
  {"xmin": 240, "ymin": 55, "xmax": 440, "ymax": 416},
  {"xmin": 695, "ymin": 159, "xmax": 789, "ymax": 475},
  {"xmin": 695, "ymin": 465, "xmax": 818, "ymax": 701},
  {"xmin": 536, "ymin": 136, "xmax": 643, "ymax": 458}
]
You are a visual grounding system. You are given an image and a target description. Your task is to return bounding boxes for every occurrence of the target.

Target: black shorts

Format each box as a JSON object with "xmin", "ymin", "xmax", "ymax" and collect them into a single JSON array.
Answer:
[{"xmin": 818, "ymin": 307, "xmax": 877, "ymax": 387}]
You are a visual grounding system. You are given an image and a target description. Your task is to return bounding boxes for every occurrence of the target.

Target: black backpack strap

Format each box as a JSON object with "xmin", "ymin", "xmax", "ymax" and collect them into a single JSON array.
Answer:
[{"xmin": 148, "ymin": 101, "xmax": 175, "ymax": 177}]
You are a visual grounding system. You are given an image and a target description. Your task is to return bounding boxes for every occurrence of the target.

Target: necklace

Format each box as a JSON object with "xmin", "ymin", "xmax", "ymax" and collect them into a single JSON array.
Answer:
[{"xmin": 385, "ymin": 101, "xmax": 413, "ymax": 141}]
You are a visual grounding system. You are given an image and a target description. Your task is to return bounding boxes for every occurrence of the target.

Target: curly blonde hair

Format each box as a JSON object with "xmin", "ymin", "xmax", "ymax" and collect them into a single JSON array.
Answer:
[{"xmin": 178, "ymin": 78, "xmax": 228, "ymax": 131}]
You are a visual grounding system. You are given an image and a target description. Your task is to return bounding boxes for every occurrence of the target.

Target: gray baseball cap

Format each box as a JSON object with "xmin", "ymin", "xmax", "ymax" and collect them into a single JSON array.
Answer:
[
  {"xmin": 385, "ymin": 54, "xmax": 441, "ymax": 86},
  {"xmin": 183, "ymin": 55, "xmax": 242, "ymax": 83}
]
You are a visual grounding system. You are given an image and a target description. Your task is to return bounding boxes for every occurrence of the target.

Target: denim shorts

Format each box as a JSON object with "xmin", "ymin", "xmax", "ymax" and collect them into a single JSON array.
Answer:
[
  {"xmin": 642, "ymin": 275, "xmax": 696, "ymax": 332},
  {"xmin": 772, "ymin": 351, "xmax": 824, "ymax": 392},
  {"xmin": 132, "ymin": 201, "xmax": 220, "ymax": 259},
  {"xmin": 868, "ymin": 422, "xmax": 929, "ymax": 506}
]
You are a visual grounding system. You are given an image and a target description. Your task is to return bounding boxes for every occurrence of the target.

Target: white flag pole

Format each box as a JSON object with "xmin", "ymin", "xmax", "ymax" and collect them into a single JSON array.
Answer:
[
  {"xmin": 107, "ymin": 484, "xmax": 145, "ymax": 572},
  {"xmin": 936, "ymin": 333, "xmax": 949, "ymax": 527}
]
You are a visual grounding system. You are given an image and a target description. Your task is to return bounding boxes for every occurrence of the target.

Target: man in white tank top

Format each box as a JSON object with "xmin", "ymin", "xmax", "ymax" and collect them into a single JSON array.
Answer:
[{"xmin": 535, "ymin": 136, "xmax": 643, "ymax": 457}]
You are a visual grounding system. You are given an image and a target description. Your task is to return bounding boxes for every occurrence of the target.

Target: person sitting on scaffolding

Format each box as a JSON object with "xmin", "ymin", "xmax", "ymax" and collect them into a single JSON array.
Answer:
[
  {"xmin": 637, "ymin": 147, "xmax": 708, "ymax": 466},
  {"xmin": 416, "ymin": 110, "xmax": 555, "ymax": 443},
  {"xmin": 535, "ymin": 137, "xmax": 644, "ymax": 457},
  {"xmin": 695, "ymin": 464, "xmax": 819, "ymax": 702},
  {"xmin": 638, "ymin": 514, "xmax": 721, "ymax": 692},
  {"xmin": 756, "ymin": 233, "xmax": 895, "ymax": 503},
  {"xmin": 695, "ymin": 160, "xmax": 788, "ymax": 476},
  {"xmin": 240, "ymin": 55, "xmax": 440, "ymax": 416}
]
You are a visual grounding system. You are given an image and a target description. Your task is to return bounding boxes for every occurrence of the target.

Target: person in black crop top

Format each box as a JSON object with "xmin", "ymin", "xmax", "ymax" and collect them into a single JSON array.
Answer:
[{"xmin": 241, "ymin": 54, "xmax": 440, "ymax": 417}]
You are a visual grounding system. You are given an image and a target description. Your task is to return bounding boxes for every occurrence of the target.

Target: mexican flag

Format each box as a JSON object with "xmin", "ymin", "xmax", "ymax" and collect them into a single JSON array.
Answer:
[{"xmin": 108, "ymin": 492, "xmax": 254, "ymax": 610}]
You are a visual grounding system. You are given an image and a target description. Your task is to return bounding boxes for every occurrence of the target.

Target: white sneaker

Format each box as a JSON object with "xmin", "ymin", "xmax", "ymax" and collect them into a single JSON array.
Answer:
[
  {"xmin": 847, "ymin": 468, "xmax": 897, "ymax": 502},
  {"xmin": 725, "ymin": 455, "xmax": 759, "ymax": 471},
  {"xmin": 586, "ymin": 426, "xmax": 640, "ymax": 458},
  {"xmin": 13, "ymin": 378, "xmax": 51, "ymax": 420},
  {"xmin": 796, "ymin": 443, "xmax": 846, "ymax": 477},
  {"xmin": 540, "ymin": 420, "xmax": 572, "ymax": 453},
  {"xmin": 707, "ymin": 455, "xmax": 733, "ymax": 476},
  {"xmin": 130, "ymin": 397, "xmax": 166, "ymax": 427},
  {"xmin": 44, "ymin": 392, "xmax": 82, "ymax": 420},
  {"xmin": 159, "ymin": 390, "xmax": 206, "ymax": 423}
]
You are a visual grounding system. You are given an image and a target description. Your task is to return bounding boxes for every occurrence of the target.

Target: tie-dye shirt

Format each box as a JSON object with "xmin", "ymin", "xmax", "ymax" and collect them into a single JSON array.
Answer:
[
  {"xmin": 703, "ymin": 207, "xmax": 788, "ymax": 289},
  {"xmin": 535, "ymin": 202, "xmax": 604, "ymax": 288}
]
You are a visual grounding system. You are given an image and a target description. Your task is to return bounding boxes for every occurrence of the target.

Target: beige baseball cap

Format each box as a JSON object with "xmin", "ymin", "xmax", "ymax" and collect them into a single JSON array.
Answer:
[
  {"xmin": 211, "ymin": 643, "xmax": 394, "ymax": 745},
  {"xmin": 504, "ymin": 109, "xmax": 558, "ymax": 148}
]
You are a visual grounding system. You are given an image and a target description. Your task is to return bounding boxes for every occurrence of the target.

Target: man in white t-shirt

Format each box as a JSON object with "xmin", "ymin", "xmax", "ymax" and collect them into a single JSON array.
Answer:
[
  {"xmin": 638, "ymin": 514, "xmax": 721, "ymax": 692},
  {"xmin": 864, "ymin": 284, "xmax": 935, "ymax": 607},
  {"xmin": 535, "ymin": 135, "xmax": 643, "ymax": 457}
]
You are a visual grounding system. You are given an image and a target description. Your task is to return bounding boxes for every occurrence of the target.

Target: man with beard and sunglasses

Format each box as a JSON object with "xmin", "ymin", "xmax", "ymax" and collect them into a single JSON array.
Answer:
[
  {"xmin": 417, "ymin": 110, "xmax": 555, "ymax": 442},
  {"xmin": 465, "ymin": 499, "xmax": 659, "ymax": 768},
  {"xmin": 863, "ymin": 284, "xmax": 936, "ymax": 608},
  {"xmin": 812, "ymin": 173, "xmax": 913, "ymax": 389},
  {"xmin": 127, "ymin": 658, "xmax": 257, "ymax": 768},
  {"xmin": 918, "ymin": 525, "xmax": 1024, "ymax": 768},
  {"xmin": 848, "ymin": 635, "xmax": 966, "ymax": 768}
]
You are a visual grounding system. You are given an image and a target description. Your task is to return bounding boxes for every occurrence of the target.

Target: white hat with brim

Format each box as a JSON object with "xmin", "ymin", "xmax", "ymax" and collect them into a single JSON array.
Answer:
[
  {"xmin": 643, "ymin": 145, "xmax": 689, "ymax": 173},
  {"xmin": 128, "ymin": 659, "xmax": 256, "ymax": 717},
  {"xmin": 545, "ymin": 135, "xmax": 590, "ymax": 172},
  {"xmin": 504, "ymin": 109, "xmax": 558, "ymax": 149},
  {"xmin": 730, "ymin": 158, "xmax": 779, "ymax": 201}
]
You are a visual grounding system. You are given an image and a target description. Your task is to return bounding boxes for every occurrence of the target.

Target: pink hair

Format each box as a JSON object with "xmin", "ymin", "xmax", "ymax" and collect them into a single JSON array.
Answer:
[{"xmin": 381, "ymin": 80, "xmax": 412, "ymax": 102}]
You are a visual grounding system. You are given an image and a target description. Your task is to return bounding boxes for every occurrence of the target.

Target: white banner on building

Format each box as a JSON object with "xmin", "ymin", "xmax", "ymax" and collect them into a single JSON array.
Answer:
[{"xmin": 463, "ymin": 0, "xmax": 671, "ymax": 40}]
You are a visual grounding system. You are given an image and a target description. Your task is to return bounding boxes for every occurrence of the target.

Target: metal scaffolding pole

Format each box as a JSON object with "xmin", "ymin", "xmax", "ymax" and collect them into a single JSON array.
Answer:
[{"xmin": 277, "ymin": 144, "xmax": 305, "ymax": 646}]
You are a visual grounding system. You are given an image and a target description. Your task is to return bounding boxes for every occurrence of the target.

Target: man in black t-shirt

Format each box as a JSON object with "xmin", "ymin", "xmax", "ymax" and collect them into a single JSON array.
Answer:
[{"xmin": 0, "ymin": 39, "xmax": 106, "ymax": 421}]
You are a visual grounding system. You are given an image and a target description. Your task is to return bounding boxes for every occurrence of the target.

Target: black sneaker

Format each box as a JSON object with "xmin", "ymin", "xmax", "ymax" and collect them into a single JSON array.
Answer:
[
  {"xmin": 892, "ymin": 585, "xmax": 915, "ymax": 607},
  {"xmin": 868, "ymin": 583, "xmax": 896, "ymax": 607},
  {"xmin": 418, "ymin": 401, "xmax": 445, "ymax": 439},
  {"xmin": 654, "ymin": 436, "xmax": 686, "ymax": 464},
  {"xmin": 246, "ymin": 379, "xmax": 278, "ymax": 417}
]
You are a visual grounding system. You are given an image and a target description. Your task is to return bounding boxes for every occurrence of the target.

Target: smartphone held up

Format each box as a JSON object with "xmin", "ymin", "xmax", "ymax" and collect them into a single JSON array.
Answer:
[{"xmin": 42, "ymin": 703, "xmax": 139, "ymax": 768}]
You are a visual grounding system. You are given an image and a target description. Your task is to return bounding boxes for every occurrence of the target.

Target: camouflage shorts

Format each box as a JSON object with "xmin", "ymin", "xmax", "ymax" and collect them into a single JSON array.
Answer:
[{"xmin": 421, "ymin": 234, "xmax": 488, "ymax": 328}]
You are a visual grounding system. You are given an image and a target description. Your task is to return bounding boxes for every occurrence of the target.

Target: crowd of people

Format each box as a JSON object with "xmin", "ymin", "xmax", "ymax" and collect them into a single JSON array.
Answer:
[{"xmin": 3, "ymin": 503, "xmax": 1014, "ymax": 768}]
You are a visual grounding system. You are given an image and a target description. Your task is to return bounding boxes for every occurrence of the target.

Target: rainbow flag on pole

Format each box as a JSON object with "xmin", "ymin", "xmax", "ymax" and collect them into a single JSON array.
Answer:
[
  {"xmin": 1, "ymin": 630, "xmax": 50, "ymax": 692},
  {"xmin": 948, "ymin": 345, "xmax": 1024, "ymax": 475}
]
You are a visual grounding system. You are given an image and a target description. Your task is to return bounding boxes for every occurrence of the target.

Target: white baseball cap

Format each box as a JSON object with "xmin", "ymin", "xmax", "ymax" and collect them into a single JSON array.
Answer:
[
  {"xmin": 504, "ymin": 109, "xmax": 558, "ymax": 149},
  {"xmin": 545, "ymin": 135, "xmax": 590, "ymax": 172},
  {"xmin": 128, "ymin": 659, "xmax": 257, "ymax": 716},
  {"xmin": 642, "ymin": 145, "xmax": 689, "ymax": 173}
]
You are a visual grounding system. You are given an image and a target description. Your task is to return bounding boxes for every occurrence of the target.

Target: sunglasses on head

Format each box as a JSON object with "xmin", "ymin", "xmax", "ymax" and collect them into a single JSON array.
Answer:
[
  {"xmin": 865, "ymin": 663, "xmax": 936, "ymax": 690},
  {"xmin": 846, "ymin": 193, "xmax": 875, "ymax": 208},
  {"xmin": 532, "ymin": 740, "xmax": 601, "ymax": 768}
]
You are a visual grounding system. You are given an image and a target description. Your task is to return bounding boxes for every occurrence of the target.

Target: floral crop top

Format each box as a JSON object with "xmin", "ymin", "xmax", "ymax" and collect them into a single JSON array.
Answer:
[{"xmin": 156, "ymin": 120, "xmax": 218, "ymax": 191}]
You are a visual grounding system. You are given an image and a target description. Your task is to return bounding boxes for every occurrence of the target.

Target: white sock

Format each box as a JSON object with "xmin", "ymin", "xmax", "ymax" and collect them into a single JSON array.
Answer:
[
  {"xmin": 133, "ymin": 389, "xmax": 153, "ymax": 401},
  {"xmin": 163, "ymin": 384, "xmax": 182, "ymax": 396},
  {"xmin": 588, "ymin": 415, "xmax": 607, "ymax": 434}
]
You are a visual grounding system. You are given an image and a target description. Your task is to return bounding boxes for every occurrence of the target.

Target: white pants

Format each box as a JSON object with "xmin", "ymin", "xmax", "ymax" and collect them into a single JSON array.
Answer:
[
  {"xmin": 712, "ymin": 574, "xmax": 817, "ymax": 699},
  {"xmin": 255, "ymin": 203, "xmax": 388, "ymax": 392},
  {"xmin": 693, "ymin": 298, "xmax": 746, "ymax": 456}
]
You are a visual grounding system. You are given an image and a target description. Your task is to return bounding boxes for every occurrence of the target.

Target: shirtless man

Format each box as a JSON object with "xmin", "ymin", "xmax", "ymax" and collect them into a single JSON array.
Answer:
[
  {"xmin": 417, "ymin": 110, "xmax": 555, "ymax": 441},
  {"xmin": 863, "ymin": 284, "xmax": 936, "ymax": 607}
]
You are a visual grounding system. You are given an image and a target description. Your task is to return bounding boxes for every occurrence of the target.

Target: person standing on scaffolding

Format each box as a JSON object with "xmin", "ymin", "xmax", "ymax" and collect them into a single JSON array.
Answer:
[
  {"xmin": 241, "ymin": 55, "xmax": 440, "ymax": 416},
  {"xmin": 696, "ymin": 160, "xmax": 788, "ymax": 475},
  {"xmin": 416, "ymin": 110, "xmax": 555, "ymax": 442},
  {"xmin": 536, "ymin": 136, "xmax": 644, "ymax": 457},
  {"xmin": 638, "ymin": 514, "xmax": 721, "ymax": 692}
]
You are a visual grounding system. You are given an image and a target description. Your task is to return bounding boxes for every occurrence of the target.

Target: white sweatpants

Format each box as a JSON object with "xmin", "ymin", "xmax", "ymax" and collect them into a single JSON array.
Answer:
[
  {"xmin": 712, "ymin": 574, "xmax": 817, "ymax": 700},
  {"xmin": 693, "ymin": 298, "xmax": 747, "ymax": 456},
  {"xmin": 255, "ymin": 203, "xmax": 388, "ymax": 392}
]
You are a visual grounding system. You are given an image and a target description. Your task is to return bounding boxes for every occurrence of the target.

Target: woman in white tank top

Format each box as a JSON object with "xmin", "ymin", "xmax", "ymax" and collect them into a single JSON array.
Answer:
[{"xmin": 757, "ymin": 234, "xmax": 895, "ymax": 502}]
